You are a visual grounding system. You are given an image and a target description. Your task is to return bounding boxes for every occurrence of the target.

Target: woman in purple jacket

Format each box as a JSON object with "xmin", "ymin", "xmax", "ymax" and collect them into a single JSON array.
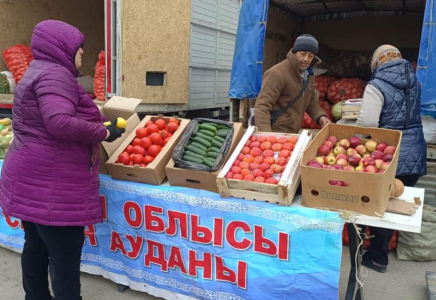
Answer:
[{"xmin": 0, "ymin": 20, "xmax": 124, "ymax": 300}]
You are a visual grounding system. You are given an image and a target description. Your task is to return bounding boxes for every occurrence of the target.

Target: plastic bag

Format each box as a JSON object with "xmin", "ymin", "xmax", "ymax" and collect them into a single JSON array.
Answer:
[
  {"xmin": 172, "ymin": 118, "xmax": 234, "ymax": 172},
  {"xmin": 94, "ymin": 51, "xmax": 105, "ymax": 100},
  {"xmin": 2, "ymin": 45, "xmax": 33, "ymax": 84},
  {"xmin": 422, "ymin": 115, "xmax": 436, "ymax": 144}
]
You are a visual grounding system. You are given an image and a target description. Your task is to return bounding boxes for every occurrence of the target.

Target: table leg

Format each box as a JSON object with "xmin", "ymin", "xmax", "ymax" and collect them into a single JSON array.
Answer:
[
  {"xmin": 345, "ymin": 223, "xmax": 364, "ymax": 300},
  {"xmin": 118, "ymin": 284, "xmax": 130, "ymax": 293}
]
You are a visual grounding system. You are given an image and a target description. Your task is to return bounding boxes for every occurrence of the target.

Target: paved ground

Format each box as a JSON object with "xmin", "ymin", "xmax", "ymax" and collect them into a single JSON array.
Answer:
[{"xmin": 0, "ymin": 245, "xmax": 434, "ymax": 300}]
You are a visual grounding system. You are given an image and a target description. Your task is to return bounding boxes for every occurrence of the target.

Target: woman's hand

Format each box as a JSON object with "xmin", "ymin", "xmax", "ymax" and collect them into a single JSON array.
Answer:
[{"xmin": 319, "ymin": 116, "xmax": 332, "ymax": 127}]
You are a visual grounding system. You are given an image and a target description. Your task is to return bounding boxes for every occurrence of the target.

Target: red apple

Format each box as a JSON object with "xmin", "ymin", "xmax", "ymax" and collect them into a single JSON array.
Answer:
[
  {"xmin": 374, "ymin": 159, "xmax": 384, "ymax": 170},
  {"xmin": 370, "ymin": 150, "xmax": 385, "ymax": 160},
  {"xmin": 376, "ymin": 142, "xmax": 388, "ymax": 152},
  {"xmin": 328, "ymin": 180, "xmax": 337, "ymax": 185},
  {"xmin": 334, "ymin": 146, "xmax": 346, "ymax": 156},
  {"xmin": 336, "ymin": 181, "xmax": 344, "ymax": 186},
  {"xmin": 343, "ymin": 166, "xmax": 355, "ymax": 172},
  {"xmin": 363, "ymin": 153, "xmax": 371, "ymax": 159},
  {"xmin": 383, "ymin": 154, "xmax": 393, "ymax": 162},
  {"xmin": 348, "ymin": 154, "xmax": 362, "ymax": 167},
  {"xmin": 324, "ymin": 155, "xmax": 336, "ymax": 165},
  {"xmin": 314, "ymin": 157, "xmax": 324, "ymax": 165},
  {"xmin": 318, "ymin": 144, "xmax": 331, "ymax": 156},
  {"xmin": 381, "ymin": 162, "xmax": 390, "ymax": 170},
  {"xmin": 336, "ymin": 158, "xmax": 348, "ymax": 167},
  {"xmin": 384, "ymin": 146, "xmax": 396, "ymax": 155},
  {"xmin": 349, "ymin": 136, "xmax": 362, "ymax": 148},
  {"xmin": 364, "ymin": 165, "xmax": 378, "ymax": 173},
  {"xmin": 355, "ymin": 164, "xmax": 364, "ymax": 172},
  {"xmin": 346, "ymin": 148, "xmax": 358, "ymax": 157},
  {"xmin": 355, "ymin": 145, "xmax": 367, "ymax": 156},
  {"xmin": 327, "ymin": 136, "xmax": 338, "ymax": 146},
  {"xmin": 339, "ymin": 139, "xmax": 350, "ymax": 149},
  {"xmin": 362, "ymin": 156, "xmax": 375, "ymax": 167},
  {"xmin": 343, "ymin": 181, "xmax": 350, "ymax": 187},
  {"xmin": 365, "ymin": 140, "xmax": 378, "ymax": 152},
  {"xmin": 322, "ymin": 140, "xmax": 334, "ymax": 150},
  {"xmin": 336, "ymin": 154, "xmax": 348, "ymax": 161},
  {"xmin": 333, "ymin": 164, "xmax": 343, "ymax": 170}
]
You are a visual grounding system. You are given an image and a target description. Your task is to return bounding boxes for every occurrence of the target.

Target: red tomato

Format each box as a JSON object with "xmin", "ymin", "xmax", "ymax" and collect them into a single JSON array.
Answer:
[
  {"xmin": 146, "ymin": 120, "xmax": 154, "ymax": 127},
  {"xmin": 166, "ymin": 122, "xmax": 179, "ymax": 133},
  {"xmin": 140, "ymin": 163, "xmax": 147, "ymax": 168},
  {"xmin": 160, "ymin": 130, "xmax": 170, "ymax": 139},
  {"xmin": 131, "ymin": 154, "xmax": 144, "ymax": 165},
  {"xmin": 125, "ymin": 145, "xmax": 134, "ymax": 154},
  {"xmin": 155, "ymin": 119, "xmax": 166, "ymax": 130},
  {"xmin": 132, "ymin": 145, "xmax": 146, "ymax": 156},
  {"xmin": 118, "ymin": 152, "xmax": 130, "ymax": 165},
  {"xmin": 143, "ymin": 155, "xmax": 154, "ymax": 164},
  {"xmin": 132, "ymin": 138, "xmax": 142, "ymax": 146},
  {"xmin": 136, "ymin": 127, "xmax": 148, "ymax": 138},
  {"xmin": 128, "ymin": 161, "xmax": 134, "ymax": 166},
  {"xmin": 162, "ymin": 137, "xmax": 171, "ymax": 146},
  {"xmin": 169, "ymin": 117, "xmax": 179, "ymax": 125},
  {"xmin": 148, "ymin": 145, "xmax": 162, "ymax": 157},
  {"xmin": 147, "ymin": 124, "xmax": 159, "ymax": 134},
  {"xmin": 139, "ymin": 137, "xmax": 152, "ymax": 149},
  {"xmin": 150, "ymin": 133, "xmax": 163, "ymax": 145}
]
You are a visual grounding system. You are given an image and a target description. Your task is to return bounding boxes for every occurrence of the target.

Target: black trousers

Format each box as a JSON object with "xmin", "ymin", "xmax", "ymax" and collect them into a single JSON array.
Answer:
[
  {"xmin": 363, "ymin": 174, "xmax": 420, "ymax": 265},
  {"xmin": 21, "ymin": 221, "xmax": 84, "ymax": 300}
]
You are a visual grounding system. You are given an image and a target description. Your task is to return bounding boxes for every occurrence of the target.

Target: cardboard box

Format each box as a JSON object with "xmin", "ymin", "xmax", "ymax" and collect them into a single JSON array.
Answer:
[
  {"xmin": 341, "ymin": 99, "xmax": 362, "ymax": 120},
  {"xmin": 300, "ymin": 123, "xmax": 402, "ymax": 216},
  {"xmin": 97, "ymin": 96, "xmax": 142, "ymax": 174},
  {"xmin": 106, "ymin": 116, "xmax": 190, "ymax": 185},
  {"xmin": 165, "ymin": 122, "xmax": 244, "ymax": 193},
  {"xmin": 217, "ymin": 127, "xmax": 313, "ymax": 205}
]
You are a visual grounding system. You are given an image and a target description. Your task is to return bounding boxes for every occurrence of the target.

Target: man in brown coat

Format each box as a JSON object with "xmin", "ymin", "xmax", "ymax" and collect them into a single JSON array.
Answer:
[{"xmin": 254, "ymin": 34, "xmax": 331, "ymax": 133}]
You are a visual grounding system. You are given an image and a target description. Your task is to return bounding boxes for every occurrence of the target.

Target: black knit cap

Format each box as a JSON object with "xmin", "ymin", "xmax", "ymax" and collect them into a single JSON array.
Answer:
[{"xmin": 293, "ymin": 34, "xmax": 318, "ymax": 55}]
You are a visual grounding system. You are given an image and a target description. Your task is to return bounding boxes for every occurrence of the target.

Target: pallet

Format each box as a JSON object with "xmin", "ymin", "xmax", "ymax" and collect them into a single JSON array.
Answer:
[
  {"xmin": 427, "ymin": 145, "xmax": 436, "ymax": 161},
  {"xmin": 216, "ymin": 127, "xmax": 313, "ymax": 206}
]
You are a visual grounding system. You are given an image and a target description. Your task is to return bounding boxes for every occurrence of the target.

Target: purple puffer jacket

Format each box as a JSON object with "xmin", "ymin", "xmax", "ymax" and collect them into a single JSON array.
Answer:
[{"xmin": 0, "ymin": 20, "xmax": 108, "ymax": 226}]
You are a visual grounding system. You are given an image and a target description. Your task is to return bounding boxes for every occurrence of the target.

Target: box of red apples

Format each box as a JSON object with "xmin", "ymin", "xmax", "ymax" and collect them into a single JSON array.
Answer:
[
  {"xmin": 301, "ymin": 123, "xmax": 402, "ymax": 216},
  {"xmin": 217, "ymin": 127, "xmax": 313, "ymax": 205}
]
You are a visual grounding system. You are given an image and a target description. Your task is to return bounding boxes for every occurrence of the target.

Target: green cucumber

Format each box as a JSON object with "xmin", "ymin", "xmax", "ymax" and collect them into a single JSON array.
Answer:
[
  {"xmin": 185, "ymin": 145, "xmax": 206, "ymax": 156},
  {"xmin": 202, "ymin": 122, "xmax": 219, "ymax": 128},
  {"xmin": 199, "ymin": 129, "xmax": 215, "ymax": 137},
  {"xmin": 214, "ymin": 135, "xmax": 225, "ymax": 143},
  {"xmin": 206, "ymin": 151, "xmax": 219, "ymax": 158},
  {"xmin": 190, "ymin": 142, "xmax": 208, "ymax": 152},
  {"xmin": 202, "ymin": 158, "xmax": 215, "ymax": 168},
  {"xmin": 192, "ymin": 136, "xmax": 212, "ymax": 148},
  {"xmin": 210, "ymin": 146, "xmax": 221, "ymax": 153},
  {"xmin": 184, "ymin": 151, "xmax": 206, "ymax": 160},
  {"xmin": 211, "ymin": 139, "xmax": 223, "ymax": 148},
  {"xmin": 183, "ymin": 155, "xmax": 203, "ymax": 163},
  {"xmin": 196, "ymin": 132, "xmax": 214, "ymax": 142},
  {"xmin": 193, "ymin": 125, "xmax": 200, "ymax": 135},
  {"xmin": 216, "ymin": 130, "xmax": 231, "ymax": 137},
  {"xmin": 199, "ymin": 124, "xmax": 217, "ymax": 133}
]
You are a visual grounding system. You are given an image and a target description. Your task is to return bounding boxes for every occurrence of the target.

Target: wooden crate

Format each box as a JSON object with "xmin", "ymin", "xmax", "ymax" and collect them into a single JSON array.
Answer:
[{"xmin": 216, "ymin": 127, "xmax": 313, "ymax": 205}]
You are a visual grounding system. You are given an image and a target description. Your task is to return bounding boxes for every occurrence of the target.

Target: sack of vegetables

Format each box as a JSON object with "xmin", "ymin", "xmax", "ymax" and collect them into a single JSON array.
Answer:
[{"xmin": 173, "ymin": 118, "xmax": 234, "ymax": 172}]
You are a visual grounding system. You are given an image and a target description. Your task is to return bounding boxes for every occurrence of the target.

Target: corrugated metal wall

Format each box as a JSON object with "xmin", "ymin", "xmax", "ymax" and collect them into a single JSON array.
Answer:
[{"xmin": 189, "ymin": 0, "xmax": 240, "ymax": 110}]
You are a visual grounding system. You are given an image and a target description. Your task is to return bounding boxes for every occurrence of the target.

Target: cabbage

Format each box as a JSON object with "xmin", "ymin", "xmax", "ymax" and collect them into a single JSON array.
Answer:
[{"xmin": 332, "ymin": 101, "xmax": 346, "ymax": 121}]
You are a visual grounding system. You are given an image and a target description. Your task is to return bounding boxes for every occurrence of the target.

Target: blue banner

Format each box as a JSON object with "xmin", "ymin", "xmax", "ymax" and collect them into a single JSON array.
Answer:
[{"xmin": 0, "ymin": 174, "xmax": 344, "ymax": 300}]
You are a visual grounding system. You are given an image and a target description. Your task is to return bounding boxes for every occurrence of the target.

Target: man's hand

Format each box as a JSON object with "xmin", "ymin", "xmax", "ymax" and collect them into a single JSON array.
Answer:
[{"xmin": 319, "ymin": 116, "xmax": 332, "ymax": 127}]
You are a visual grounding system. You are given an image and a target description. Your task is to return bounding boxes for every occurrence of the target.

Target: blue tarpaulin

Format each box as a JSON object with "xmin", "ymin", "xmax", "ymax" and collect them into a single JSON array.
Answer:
[
  {"xmin": 417, "ymin": 0, "xmax": 436, "ymax": 117},
  {"xmin": 228, "ymin": 0, "xmax": 268, "ymax": 99}
]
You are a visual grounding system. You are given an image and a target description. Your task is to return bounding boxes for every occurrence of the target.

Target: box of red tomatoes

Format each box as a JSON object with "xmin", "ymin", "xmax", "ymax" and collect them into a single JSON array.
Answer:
[
  {"xmin": 216, "ymin": 127, "xmax": 313, "ymax": 205},
  {"xmin": 106, "ymin": 115, "xmax": 190, "ymax": 185}
]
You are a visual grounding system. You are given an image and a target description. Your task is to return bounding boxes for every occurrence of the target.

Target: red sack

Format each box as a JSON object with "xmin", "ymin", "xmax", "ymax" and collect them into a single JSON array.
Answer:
[
  {"xmin": 2, "ymin": 45, "xmax": 33, "ymax": 84},
  {"xmin": 315, "ymin": 76, "xmax": 336, "ymax": 100},
  {"xmin": 301, "ymin": 100, "xmax": 334, "ymax": 129},
  {"xmin": 94, "ymin": 51, "xmax": 105, "ymax": 101},
  {"xmin": 327, "ymin": 78, "xmax": 366, "ymax": 104},
  {"xmin": 341, "ymin": 225, "xmax": 399, "ymax": 251}
]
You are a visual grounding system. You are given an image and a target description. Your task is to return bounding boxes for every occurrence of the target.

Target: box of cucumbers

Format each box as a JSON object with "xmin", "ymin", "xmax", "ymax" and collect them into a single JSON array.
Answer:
[{"xmin": 172, "ymin": 118, "xmax": 234, "ymax": 171}]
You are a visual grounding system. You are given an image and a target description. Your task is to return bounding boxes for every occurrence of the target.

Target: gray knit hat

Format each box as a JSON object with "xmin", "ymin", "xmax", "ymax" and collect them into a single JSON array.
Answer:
[{"xmin": 293, "ymin": 34, "xmax": 318, "ymax": 55}]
